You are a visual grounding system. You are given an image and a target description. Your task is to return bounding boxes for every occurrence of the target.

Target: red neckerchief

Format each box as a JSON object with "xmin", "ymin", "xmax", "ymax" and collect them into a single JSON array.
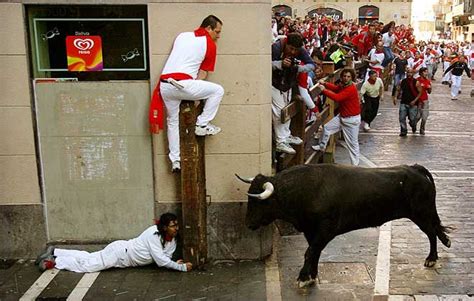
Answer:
[
  {"xmin": 368, "ymin": 78, "xmax": 376, "ymax": 85},
  {"xmin": 194, "ymin": 27, "xmax": 217, "ymax": 71},
  {"xmin": 375, "ymin": 49, "xmax": 383, "ymax": 54}
]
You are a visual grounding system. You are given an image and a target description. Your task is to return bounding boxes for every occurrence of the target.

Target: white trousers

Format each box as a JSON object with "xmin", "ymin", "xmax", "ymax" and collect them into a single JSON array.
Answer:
[
  {"xmin": 272, "ymin": 87, "xmax": 292, "ymax": 144},
  {"xmin": 161, "ymin": 80, "xmax": 224, "ymax": 163},
  {"xmin": 450, "ymin": 75, "xmax": 462, "ymax": 98},
  {"xmin": 442, "ymin": 62, "xmax": 451, "ymax": 82},
  {"xmin": 318, "ymin": 114, "xmax": 361, "ymax": 166},
  {"xmin": 54, "ymin": 241, "xmax": 131, "ymax": 273}
]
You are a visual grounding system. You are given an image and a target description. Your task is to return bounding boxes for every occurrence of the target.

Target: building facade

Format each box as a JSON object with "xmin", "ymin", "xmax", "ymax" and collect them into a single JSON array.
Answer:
[
  {"xmin": 0, "ymin": 1, "xmax": 272, "ymax": 259},
  {"xmin": 272, "ymin": 0, "xmax": 412, "ymax": 25},
  {"xmin": 445, "ymin": 0, "xmax": 474, "ymax": 42}
]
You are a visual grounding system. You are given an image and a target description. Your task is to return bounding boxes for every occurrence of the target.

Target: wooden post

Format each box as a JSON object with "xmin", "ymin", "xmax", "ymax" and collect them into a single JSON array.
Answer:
[
  {"xmin": 179, "ymin": 100, "xmax": 207, "ymax": 268},
  {"xmin": 322, "ymin": 61, "xmax": 335, "ymax": 76},
  {"xmin": 288, "ymin": 95, "xmax": 306, "ymax": 167}
]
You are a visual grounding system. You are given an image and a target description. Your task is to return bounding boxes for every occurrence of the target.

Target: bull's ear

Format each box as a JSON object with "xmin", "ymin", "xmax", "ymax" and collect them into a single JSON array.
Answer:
[{"xmin": 235, "ymin": 174, "xmax": 254, "ymax": 184}]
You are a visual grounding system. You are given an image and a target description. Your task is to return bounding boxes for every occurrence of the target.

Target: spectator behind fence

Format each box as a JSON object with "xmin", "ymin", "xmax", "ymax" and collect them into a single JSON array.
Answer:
[
  {"xmin": 312, "ymin": 68, "xmax": 361, "ymax": 166},
  {"xmin": 271, "ymin": 32, "xmax": 316, "ymax": 154}
]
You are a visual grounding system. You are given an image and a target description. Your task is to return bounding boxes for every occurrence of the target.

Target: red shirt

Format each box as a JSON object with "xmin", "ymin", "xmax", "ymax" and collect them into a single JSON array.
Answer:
[
  {"xmin": 417, "ymin": 77, "xmax": 431, "ymax": 102},
  {"xmin": 322, "ymin": 82, "xmax": 361, "ymax": 117}
]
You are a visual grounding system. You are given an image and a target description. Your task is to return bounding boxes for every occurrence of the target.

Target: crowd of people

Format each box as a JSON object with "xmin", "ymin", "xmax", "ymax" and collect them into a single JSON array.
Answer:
[{"xmin": 271, "ymin": 12, "xmax": 473, "ymax": 164}]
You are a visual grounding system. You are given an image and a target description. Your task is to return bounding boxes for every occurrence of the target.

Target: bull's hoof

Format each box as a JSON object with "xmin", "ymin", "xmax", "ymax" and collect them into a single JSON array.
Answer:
[
  {"xmin": 424, "ymin": 259, "xmax": 437, "ymax": 267},
  {"xmin": 445, "ymin": 239, "xmax": 451, "ymax": 248},
  {"xmin": 298, "ymin": 278, "xmax": 316, "ymax": 288}
]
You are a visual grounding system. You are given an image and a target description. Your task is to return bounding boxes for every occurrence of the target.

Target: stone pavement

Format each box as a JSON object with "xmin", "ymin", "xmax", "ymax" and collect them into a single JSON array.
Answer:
[{"xmin": 0, "ymin": 77, "xmax": 473, "ymax": 300}]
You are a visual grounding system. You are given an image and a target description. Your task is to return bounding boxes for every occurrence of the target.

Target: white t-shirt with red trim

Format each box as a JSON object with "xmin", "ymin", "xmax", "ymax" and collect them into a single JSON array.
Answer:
[{"xmin": 162, "ymin": 31, "xmax": 216, "ymax": 79}]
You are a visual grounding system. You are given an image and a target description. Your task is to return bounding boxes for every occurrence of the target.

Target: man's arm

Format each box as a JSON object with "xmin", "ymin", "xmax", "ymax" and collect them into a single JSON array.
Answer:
[
  {"xmin": 464, "ymin": 63, "xmax": 471, "ymax": 77},
  {"xmin": 197, "ymin": 70, "xmax": 208, "ymax": 80},
  {"xmin": 443, "ymin": 62, "xmax": 455, "ymax": 75},
  {"xmin": 410, "ymin": 81, "xmax": 422, "ymax": 106}
]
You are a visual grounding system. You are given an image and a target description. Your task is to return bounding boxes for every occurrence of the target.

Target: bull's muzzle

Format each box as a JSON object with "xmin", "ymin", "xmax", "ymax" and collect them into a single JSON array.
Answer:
[{"xmin": 247, "ymin": 182, "xmax": 274, "ymax": 200}]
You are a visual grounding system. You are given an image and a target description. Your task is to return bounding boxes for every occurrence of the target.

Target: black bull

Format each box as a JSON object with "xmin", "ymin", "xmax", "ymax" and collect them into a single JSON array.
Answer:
[{"xmin": 237, "ymin": 164, "xmax": 451, "ymax": 287}]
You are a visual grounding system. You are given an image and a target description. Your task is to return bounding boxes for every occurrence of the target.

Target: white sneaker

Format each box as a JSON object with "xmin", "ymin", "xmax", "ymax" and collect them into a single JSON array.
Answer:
[
  {"xmin": 286, "ymin": 135, "xmax": 303, "ymax": 145},
  {"xmin": 311, "ymin": 145, "xmax": 325, "ymax": 152},
  {"xmin": 171, "ymin": 161, "xmax": 181, "ymax": 173},
  {"xmin": 276, "ymin": 142, "xmax": 296, "ymax": 154},
  {"xmin": 363, "ymin": 123, "xmax": 371, "ymax": 132},
  {"xmin": 195, "ymin": 123, "xmax": 221, "ymax": 136}
]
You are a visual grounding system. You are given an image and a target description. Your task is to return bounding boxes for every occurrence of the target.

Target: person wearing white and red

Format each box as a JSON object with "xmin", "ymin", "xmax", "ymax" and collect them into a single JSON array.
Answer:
[
  {"xmin": 443, "ymin": 55, "xmax": 471, "ymax": 100},
  {"xmin": 312, "ymin": 68, "xmax": 361, "ymax": 166},
  {"xmin": 149, "ymin": 15, "xmax": 224, "ymax": 172},
  {"xmin": 272, "ymin": 33, "xmax": 315, "ymax": 155},
  {"xmin": 408, "ymin": 51, "xmax": 425, "ymax": 78},
  {"xmin": 360, "ymin": 70, "xmax": 384, "ymax": 132},
  {"xmin": 413, "ymin": 67, "xmax": 432, "ymax": 135},
  {"xmin": 35, "ymin": 213, "xmax": 192, "ymax": 273},
  {"xmin": 366, "ymin": 42, "xmax": 385, "ymax": 80}
]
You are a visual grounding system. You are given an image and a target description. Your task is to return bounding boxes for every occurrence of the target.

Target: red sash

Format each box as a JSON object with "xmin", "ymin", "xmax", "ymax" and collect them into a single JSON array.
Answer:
[{"xmin": 149, "ymin": 73, "xmax": 193, "ymax": 134}]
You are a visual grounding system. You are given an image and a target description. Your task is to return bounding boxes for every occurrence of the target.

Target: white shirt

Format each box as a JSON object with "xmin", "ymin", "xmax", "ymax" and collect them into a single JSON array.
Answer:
[
  {"xmin": 360, "ymin": 77, "xmax": 384, "ymax": 97},
  {"xmin": 368, "ymin": 48, "xmax": 385, "ymax": 69},
  {"xmin": 162, "ymin": 32, "xmax": 208, "ymax": 79},
  {"xmin": 126, "ymin": 226, "xmax": 186, "ymax": 271},
  {"xmin": 382, "ymin": 32, "xmax": 394, "ymax": 47}
]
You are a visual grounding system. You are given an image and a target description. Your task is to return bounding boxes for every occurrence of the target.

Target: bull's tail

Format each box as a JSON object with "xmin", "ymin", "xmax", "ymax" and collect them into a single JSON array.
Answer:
[
  {"xmin": 412, "ymin": 164, "xmax": 435, "ymax": 186},
  {"xmin": 411, "ymin": 164, "xmax": 453, "ymax": 248}
]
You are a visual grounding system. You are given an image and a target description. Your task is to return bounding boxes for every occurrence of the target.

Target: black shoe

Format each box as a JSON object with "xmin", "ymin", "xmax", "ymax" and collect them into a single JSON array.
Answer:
[
  {"xmin": 459, "ymin": 90, "xmax": 461, "ymax": 94},
  {"xmin": 411, "ymin": 126, "xmax": 416, "ymax": 134},
  {"xmin": 35, "ymin": 246, "xmax": 55, "ymax": 265},
  {"xmin": 420, "ymin": 129, "xmax": 425, "ymax": 135},
  {"xmin": 399, "ymin": 132, "xmax": 407, "ymax": 137}
]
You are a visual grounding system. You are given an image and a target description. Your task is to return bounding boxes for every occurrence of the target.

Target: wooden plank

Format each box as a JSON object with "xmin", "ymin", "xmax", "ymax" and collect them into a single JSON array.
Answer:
[
  {"xmin": 280, "ymin": 100, "xmax": 299, "ymax": 124},
  {"xmin": 179, "ymin": 101, "xmax": 207, "ymax": 268},
  {"xmin": 322, "ymin": 61, "xmax": 335, "ymax": 76},
  {"xmin": 288, "ymin": 97, "xmax": 305, "ymax": 167}
]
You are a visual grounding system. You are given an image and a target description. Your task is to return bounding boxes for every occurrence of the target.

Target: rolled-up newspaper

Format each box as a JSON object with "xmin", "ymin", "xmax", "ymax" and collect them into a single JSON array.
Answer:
[{"xmin": 166, "ymin": 78, "xmax": 185, "ymax": 89}]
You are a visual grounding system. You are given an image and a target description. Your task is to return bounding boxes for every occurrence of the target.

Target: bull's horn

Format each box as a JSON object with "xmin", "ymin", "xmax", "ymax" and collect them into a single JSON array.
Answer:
[
  {"xmin": 235, "ymin": 174, "xmax": 254, "ymax": 184},
  {"xmin": 247, "ymin": 182, "xmax": 274, "ymax": 200}
]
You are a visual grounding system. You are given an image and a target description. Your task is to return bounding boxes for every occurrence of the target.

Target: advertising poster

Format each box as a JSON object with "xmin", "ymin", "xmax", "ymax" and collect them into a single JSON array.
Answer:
[{"xmin": 66, "ymin": 35, "xmax": 103, "ymax": 71}]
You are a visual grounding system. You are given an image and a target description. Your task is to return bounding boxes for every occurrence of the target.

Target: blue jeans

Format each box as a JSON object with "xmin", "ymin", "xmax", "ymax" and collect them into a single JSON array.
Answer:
[
  {"xmin": 399, "ymin": 104, "xmax": 418, "ymax": 134},
  {"xmin": 382, "ymin": 47, "xmax": 394, "ymax": 67},
  {"xmin": 392, "ymin": 73, "xmax": 406, "ymax": 96}
]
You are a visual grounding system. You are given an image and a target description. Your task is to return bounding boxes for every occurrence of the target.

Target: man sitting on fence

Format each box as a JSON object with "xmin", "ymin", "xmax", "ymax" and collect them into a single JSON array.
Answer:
[
  {"xmin": 272, "ymin": 32, "xmax": 316, "ymax": 154},
  {"xmin": 149, "ymin": 15, "xmax": 225, "ymax": 173},
  {"xmin": 312, "ymin": 68, "xmax": 361, "ymax": 166}
]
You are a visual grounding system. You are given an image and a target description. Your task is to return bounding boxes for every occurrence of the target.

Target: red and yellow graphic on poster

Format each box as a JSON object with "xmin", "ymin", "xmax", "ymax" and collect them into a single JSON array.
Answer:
[{"xmin": 66, "ymin": 36, "xmax": 103, "ymax": 71}]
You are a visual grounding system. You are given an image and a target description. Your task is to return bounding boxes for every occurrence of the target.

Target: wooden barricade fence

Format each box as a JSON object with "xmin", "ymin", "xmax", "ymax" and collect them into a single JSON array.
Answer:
[
  {"xmin": 179, "ymin": 101, "xmax": 207, "ymax": 268},
  {"xmin": 277, "ymin": 57, "xmax": 365, "ymax": 171}
]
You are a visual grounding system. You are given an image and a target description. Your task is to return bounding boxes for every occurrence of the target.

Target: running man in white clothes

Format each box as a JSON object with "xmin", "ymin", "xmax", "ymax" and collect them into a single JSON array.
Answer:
[
  {"xmin": 149, "ymin": 15, "xmax": 225, "ymax": 172},
  {"xmin": 35, "ymin": 213, "xmax": 192, "ymax": 273}
]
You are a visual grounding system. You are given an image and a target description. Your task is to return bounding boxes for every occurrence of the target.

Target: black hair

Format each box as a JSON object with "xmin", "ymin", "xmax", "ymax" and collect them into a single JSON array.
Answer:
[
  {"xmin": 201, "ymin": 15, "xmax": 223, "ymax": 29},
  {"xmin": 368, "ymin": 70, "xmax": 377, "ymax": 76},
  {"xmin": 419, "ymin": 67, "xmax": 428, "ymax": 75},
  {"xmin": 155, "ymin": 212, "xmax": 178, "ymax": 247},
  {"xmin": 286, "ymin": 32, "xmax": 304, "ymax": 48}
]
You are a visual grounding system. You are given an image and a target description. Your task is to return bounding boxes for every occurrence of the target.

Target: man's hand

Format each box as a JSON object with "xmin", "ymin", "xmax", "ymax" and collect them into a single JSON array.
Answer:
[
  {"xmin": 185, "ymin": 262, "xmax": 193, "ymax": 271},
  {"xmin": 318, "ymin": 79, "xmax": 326, "ymax": 85},
  {"xmin": 282, "ymin": 58, "xmax": 292, "ymax": 68},
  {"xmin": 392, "ymin": 96, "xmax": 397, "ymax": 106},
  {"xmin": 177, "ymin": 259, "xmax": 184, "ymax": 264}
]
